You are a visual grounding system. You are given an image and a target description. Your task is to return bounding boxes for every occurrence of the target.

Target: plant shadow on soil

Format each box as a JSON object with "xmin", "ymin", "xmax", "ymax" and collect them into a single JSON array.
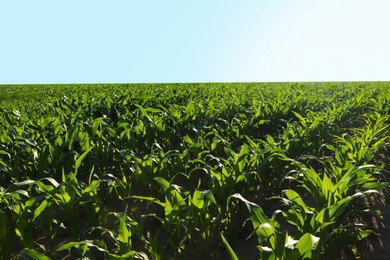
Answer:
[{"xmin": 361, "ymin": 187, "xmax": 390, "ymax": 260}]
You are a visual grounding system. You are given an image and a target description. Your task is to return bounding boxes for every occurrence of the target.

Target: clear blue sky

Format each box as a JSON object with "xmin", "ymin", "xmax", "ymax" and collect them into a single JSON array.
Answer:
[{"xmin": 1, "ymin": 1, "xmax": 389, "ymax": 84}]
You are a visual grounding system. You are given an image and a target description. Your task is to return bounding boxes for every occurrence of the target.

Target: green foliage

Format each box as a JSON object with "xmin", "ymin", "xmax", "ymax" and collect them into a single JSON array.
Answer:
[{"xmin": 0, "ymin": 82, "xmax": 389, "ymax": 259}]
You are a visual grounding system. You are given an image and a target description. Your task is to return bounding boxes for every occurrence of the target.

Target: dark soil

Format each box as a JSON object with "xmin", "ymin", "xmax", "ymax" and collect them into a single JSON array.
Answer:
[{"xmin": 362, "ymin": 188, "xmax": 390, "ymax": 260}]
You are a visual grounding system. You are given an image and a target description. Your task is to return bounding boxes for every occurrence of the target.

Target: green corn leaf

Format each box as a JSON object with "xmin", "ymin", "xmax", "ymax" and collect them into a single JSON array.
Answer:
[
  {"xmin": 42, "ymin": 177, "xmax": 60, "ymax": 187},
  {"xmin": 258, "ymin": 246, "xmax": 274, "ymax": 259},
  {"xmin": 356, "ymin": 229, "xmax": 373, "ymax": 241},
  {"xmin": 118, "ymin": 213, "xmax": 130, "ymax": 245},
  {"xmin": 245, "ymin": 136, "xmax": 258, "ymax": 149},
  {"xmin": 134, "ymin": 103, "xmax": 148, "ymax": 116},
  {"xmin": 361, "ymin": 182, "xmax": 389, "ymax": 190},
  {"xmin": 192, "ymin": 190, "xmax": 205, "ymax": 209},
  {"xmin": 13, "ymin": 190, "xmax": 30, "ymax": 198},
  {"xmin": 154, "ymin": 177, "xmax": 170, "ymax": 192},
  {"xmin": 55, "ymin": 241, "xmax": 84, "ymax": 251},
  {"xmin": 0, "ymin": 158, "xmax": 10, "ymax": 169},
  {"xmin": 108, "ymin": 251, "xmax": 149, "ymax": 259},
  {"xmin": 285, "ymin": 189, "xmax": 308, "ymax": 212},
  {"xmin": 285, "ymin": 234, "xmax": 298, "ymax": 249},
  {"xmin": 12, "ymin": 180, "xmax": 35, "ymax": 187},
  {"xmin": 145, "ymin": 107, "xmax": 162, "ymax": 113},
  {"xmin": 18, "ymin": 248, "xmax": 51, "ymax": 260},
  {"xmin": 67, "ymin": 123, "xmax": 79, "ymax": 151},
  {"xmin": 130, "ymin": 195, "xmax": 165, "ymax": 207},
  {"xmin": 293, "ymin": 233, "xmax": 319, "ymax": 259},
  {"xmin": 83, "ymin": 180, "xmax": 100, "ymax": 194},
  {"xmin": 228, "ymin": 193, "xmax": 259, "ymax": 214},
  {"xmin": 253, "ymin": 222, "xmax": 276, "ymax": 249},
  {"xmin": 33, "ymin": 199, "xmax": 48, "ymax": 220},
  {"xmin": 301, "ymin": 168, "xmax": 325, "ymax": 207},
  {"xmin": 202, "ymin": 190, "xmax": 217, "ymax": 205},
  {"xmin": 183, "ymin": 135, "xmax": 194, "ymax": 144},
  {"xmin": 25, "ymin": 198, "xmax": 36, "ymax": 207},
  {"xmin": 220, "ymin": 233, "xmax": 239, "ymax": 260},
  {"xmin": 74, "ymin": 147, "xmax": 93, "ymax": 175},
  {"xmin": 155, "ymin": 177, "xmax": 186, "ymax": 218},
  {"xmin": 55, "ymin": 240, "xmax": 106, "ymax": 255},
  {"xmin": 154, "ymin": 177, "xmax": 186, "ymax": 207},
  {"xmin": 0, "ymin": 150, "xmax": 10, "ymax": 157},
  {"xmin": 327, "ymin": 196, "xmax": 352, "ymax": 220},
  {"xmin": 282, "ymin": 208, "xmax": 304, "ymax": 230},
  {"xmin": 238, "ymin": 143, "xmax": 250, "ymax": 158},
  {"xmin": 292, "ymin": 111, "xmax": 307, "ymax": 127}
]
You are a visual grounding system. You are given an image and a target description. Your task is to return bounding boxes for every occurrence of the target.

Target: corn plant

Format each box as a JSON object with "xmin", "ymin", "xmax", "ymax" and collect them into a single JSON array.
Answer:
[{"xmin": 0, "ymin": 82, "xmax": 389, "ymax": 259}]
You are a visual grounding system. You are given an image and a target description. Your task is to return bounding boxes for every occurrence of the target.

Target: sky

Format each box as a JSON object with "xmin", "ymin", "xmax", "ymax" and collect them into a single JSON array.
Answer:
[{"xmin": 1, "ymin": 0, "xmax": 389, "ymax": 84}]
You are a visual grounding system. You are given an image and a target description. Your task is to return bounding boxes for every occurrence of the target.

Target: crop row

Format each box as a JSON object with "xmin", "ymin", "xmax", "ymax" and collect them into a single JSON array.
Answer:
[{"xmin": 0, "ymin": 82, "xmax": 389, "ymax": 259}]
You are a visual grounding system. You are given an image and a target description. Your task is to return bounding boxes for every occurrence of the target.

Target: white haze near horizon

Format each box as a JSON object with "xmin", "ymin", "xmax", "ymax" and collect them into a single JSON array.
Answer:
[{"xmin": 0, "ymin": 0, "xmax": 389, "ymax": 84}]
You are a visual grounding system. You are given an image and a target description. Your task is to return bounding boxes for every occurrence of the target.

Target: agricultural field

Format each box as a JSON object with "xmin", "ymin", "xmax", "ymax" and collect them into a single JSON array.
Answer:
[{"xmin": 0, "ymin": 82, "xmax": 389, "ymax": 259}]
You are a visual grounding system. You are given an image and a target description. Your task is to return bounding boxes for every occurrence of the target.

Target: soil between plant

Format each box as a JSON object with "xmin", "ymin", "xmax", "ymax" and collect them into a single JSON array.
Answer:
[{"xmin": 363, "ymin": 188, "xmax": 390, "ymax": 260}]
